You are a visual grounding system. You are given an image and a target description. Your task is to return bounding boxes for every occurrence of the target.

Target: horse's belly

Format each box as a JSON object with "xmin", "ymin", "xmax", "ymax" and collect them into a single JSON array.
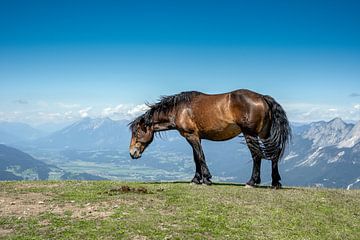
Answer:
[{"xmin": 200, "ymin": 123, "xmax": 241, "ymax": 141}]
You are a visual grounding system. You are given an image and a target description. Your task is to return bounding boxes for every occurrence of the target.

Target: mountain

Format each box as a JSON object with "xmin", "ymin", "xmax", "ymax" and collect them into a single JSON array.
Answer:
[
  {"xmin": 0, "ymin": 129, "xmax": 19, "ymax": 145},
  {"xmin": 300, "ymin": 118, "xmax": 353, "ymax": 148},
  {"xmin": 281, "ymin": 118, "xmax": 360, "ymax": 189},
  {"xmin": 34, "ymin": 117, "xmax": 130, "ymax": 150},
  {"xmin": 0, "ymin": 121, "xmax": 45, "ymax": 144},
  {"xmin": 0, "ymin": 144, "xmax": 56, "ymax": 180},
  {"xmin": 0, "ymin": 144, "xmax": 108, "ymax": 181},
  {"xmin": 338, "ymin": 121, "xmax": 360, "ymax": 148}
]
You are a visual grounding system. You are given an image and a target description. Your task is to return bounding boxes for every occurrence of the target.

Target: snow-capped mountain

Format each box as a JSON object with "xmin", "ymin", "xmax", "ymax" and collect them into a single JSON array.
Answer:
[
  {"xmin": 34, "ymin": 117, "xmax": 131, "ymax": 150},
  {"xmin": 300, "ymin": 118, "xmax": 354, "ymax": 148},
  {"xmin": 282, "ymin": 118, "xmax": 360, "ymax": 189},
  {"xmin": 338, "ymin": 121, "xmax": 360, "ymax": 148}
]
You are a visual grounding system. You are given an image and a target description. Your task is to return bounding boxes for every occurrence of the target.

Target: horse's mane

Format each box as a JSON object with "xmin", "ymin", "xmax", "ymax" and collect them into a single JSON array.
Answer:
[{"xmin": 129, "ymin": 91, "xmax": 201, "ymax": 130}]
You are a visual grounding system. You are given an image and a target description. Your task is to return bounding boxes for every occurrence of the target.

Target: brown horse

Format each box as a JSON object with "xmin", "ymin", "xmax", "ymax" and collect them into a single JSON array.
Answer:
[{"xmin": 129, "ymin": 89, "xmax": 291, "ymax": 188}]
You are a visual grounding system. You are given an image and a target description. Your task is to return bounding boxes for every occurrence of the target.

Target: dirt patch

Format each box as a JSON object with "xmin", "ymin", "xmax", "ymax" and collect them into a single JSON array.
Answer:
[
  {"xmin": 0, "ymin": 228, "xmax": 14, "ymax": 237},
  {"xmin": 0, "ymin": 191, "xmax": 124, "ymax": 220},
  {"xmin": 50, "ymin": 202, "xmax": 115, "ymax": 219},
  {"xmin": 0, "ymin": 192, "xmax": 50, "ymax": 217},
  {"xmin": 131, "ymin": 235, "xmax": 149, "ymax": 240},
  {"xmin": 12, "ymin": 182, "xmax": 66, "ymax": 190},
  {"xmin": 105, "ymin": 185, "xmax": 151, "ymax": 195}
]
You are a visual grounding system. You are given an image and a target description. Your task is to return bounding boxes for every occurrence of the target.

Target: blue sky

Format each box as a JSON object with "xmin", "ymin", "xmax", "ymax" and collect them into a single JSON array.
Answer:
[{"xmin": 0, "ymin": 0, "xmax": 359, "ymax": 127}]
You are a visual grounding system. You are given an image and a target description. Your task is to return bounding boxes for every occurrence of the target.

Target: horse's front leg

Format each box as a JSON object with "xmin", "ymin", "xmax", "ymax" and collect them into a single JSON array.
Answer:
[
  {"xmin": 186, "ymin": 136, "xmax": 212, "ymax": 185},
  {"xmin": 189, "ymin": 147, "xmax": 202, "ymax": 184}
]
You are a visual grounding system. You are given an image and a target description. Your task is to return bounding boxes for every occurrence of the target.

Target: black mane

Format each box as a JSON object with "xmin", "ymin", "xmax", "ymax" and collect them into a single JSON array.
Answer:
[{"xmin": 129, "ymin": 91, "xmax": 201, "ymax": 130}]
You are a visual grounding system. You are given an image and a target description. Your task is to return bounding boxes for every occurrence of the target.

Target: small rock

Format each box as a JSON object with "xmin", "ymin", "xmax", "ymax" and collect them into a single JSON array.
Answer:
[
  {"xmin": 10, "ymin": 202, "xmax": 15, "ymax": 205},
  {"xmin": 38, "ymin": 201, "xmax": 45, "ymax": 205},
  {"xmin": 70, "ymin": 200, "xmax": 75, "ymax": 203}
]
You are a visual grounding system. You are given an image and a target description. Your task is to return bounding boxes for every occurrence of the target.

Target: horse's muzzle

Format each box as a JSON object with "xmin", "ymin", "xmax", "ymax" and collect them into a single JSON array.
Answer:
[{"xmin": 129, "ymin": 147, "xmax": 142, "ymax": 159}]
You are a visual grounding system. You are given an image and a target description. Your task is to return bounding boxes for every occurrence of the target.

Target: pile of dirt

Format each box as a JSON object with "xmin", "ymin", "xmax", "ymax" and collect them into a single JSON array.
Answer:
[{"xmin": 106, "ymin": 185, "xmax": 150, "ymax": 195}]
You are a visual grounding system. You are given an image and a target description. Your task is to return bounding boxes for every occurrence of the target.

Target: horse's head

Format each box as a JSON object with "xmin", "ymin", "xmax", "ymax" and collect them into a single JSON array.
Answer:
[{"xmin": 129, "ymin": 117, "xmax": 154, "ymax": 159}]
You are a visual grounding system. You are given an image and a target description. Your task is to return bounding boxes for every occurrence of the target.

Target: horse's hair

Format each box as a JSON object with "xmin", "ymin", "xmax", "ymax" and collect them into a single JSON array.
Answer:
[{"xmin": 129, "ymin": 91, "xmax": 201, "ymax": 131}]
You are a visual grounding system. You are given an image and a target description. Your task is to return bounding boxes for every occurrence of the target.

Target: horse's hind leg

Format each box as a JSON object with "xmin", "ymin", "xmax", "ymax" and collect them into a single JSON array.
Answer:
[
  {"xmin": 245, "ymin": 135, "xmax": 262, "ymax": 186},
  {"xmin": 271, "ymin": 160, "xmax": 282, "ymax": 189},
  {"xmin": 262, "ymin": 141, "xmax": 282, "ymax": 189}
]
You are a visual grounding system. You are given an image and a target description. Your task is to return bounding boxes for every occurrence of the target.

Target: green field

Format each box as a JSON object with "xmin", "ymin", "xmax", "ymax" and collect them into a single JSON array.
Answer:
[{"xmin": 0, "ymin": 181, "xmax": 359, "ymax": 239}]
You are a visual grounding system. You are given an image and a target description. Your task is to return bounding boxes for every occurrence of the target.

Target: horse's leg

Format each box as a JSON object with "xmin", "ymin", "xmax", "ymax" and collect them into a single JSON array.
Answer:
[
  {"xmin": 186, "ymin": 136, "xmax": 212, "ymax": 185},
  {"xmin": 245, "ymin": 135, "xmax": 262, "ymax": 186},
  {"xmin": 262, "ymin": 141, "xmax": 282, "ymax": 189},
  {"xmin": 271, "ymin": 160, "xmax": 282, "ymax": 189},
  {"xmin": 187, "ymin": 139, "xmax": 202, "ymax": 184}
]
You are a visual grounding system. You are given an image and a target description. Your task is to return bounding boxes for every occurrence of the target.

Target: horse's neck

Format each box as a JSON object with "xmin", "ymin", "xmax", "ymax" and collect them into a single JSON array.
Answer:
[
  {"xmin": 152, "ymin": 111, "xmax": 176, "ymax": 132},
  {"xmin": 153, "ymin": 122, "xmax": 175, "ymax": 131}
]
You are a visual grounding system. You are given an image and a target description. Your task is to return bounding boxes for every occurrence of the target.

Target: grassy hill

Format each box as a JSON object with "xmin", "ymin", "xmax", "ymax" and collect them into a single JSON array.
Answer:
[{"xmin": 0, "ymin": 181, "xmax": 359, "ymax": 239}]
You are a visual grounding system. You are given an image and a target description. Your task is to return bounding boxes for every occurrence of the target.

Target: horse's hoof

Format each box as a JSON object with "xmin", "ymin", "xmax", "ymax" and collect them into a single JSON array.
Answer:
[
  {"xmin": 246, "ymin": 180, "xmax": 257, "ymax": 187},
  {"xmin": 245, "ymin": 184, "xmax": 255, "ymax": 188},
  {"xmin": 191, "ymin": 177, "xmax": 202, "ymax": 185},
  {"xmin": 271, "ymin": 182, "xmax": 282, "ymax": 189},
  {"xmin": 203, "ymin": 178, "xmax": 212, "ymax": 185}
]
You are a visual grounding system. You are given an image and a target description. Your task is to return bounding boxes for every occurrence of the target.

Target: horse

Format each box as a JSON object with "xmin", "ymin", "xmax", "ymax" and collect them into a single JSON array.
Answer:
[{"xmin": 129, "ymin": 89, "xmax": 291, "ymax": 188}]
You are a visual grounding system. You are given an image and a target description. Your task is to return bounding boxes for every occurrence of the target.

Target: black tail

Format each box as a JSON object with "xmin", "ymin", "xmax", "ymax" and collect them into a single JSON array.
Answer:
[{"xmin": 261, "ymin": 95, "xmax": 291, "ymax": 161}]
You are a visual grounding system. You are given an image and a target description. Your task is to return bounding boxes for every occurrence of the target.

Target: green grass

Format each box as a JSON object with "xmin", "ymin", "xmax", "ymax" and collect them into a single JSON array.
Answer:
[{"xmin": 0, "ymin": 181, "xmax": 359, "ymax": 239}]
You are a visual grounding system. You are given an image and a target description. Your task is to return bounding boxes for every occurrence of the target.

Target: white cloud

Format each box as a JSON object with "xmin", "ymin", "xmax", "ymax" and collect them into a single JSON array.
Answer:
[
  {"xmin": 284, "ymin": 102, "xmax": 360, "ymax": 122},
  {"xmin": 102, "ymin": 104, "xmax": 127, "ymax": 117},
  {"xmin": 0, "ymin": 102, "xmax": 150, "ymax": 125},
  {"xmin": 64, "ymin": 111, "xmax": 75, "ymax": 120},
  {"xmin": 101, "ymin": 104, "xmax": 149, "ymax": 119},
  {"xmin": 127, "ymin": 104, "xmax": 149, "ymax": 117},
  {"xmin": 78, "ymin": 107, "xmax": 92, "ymax": 118}
]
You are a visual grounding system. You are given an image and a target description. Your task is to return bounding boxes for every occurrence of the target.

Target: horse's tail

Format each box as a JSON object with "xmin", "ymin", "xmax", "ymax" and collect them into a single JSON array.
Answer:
[{"xmin": 262, "ymin": 95, "xmax": 291, "ymax": 162}]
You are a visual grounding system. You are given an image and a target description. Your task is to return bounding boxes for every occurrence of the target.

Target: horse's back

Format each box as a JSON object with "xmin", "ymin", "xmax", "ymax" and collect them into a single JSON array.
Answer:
[
  {"xmin": 199, "ymin": 89, "xmax": 270, "ymax": 136},
  {"xmin": 175, "ymin": 89, "xmax": 271, "ymax": 140}
]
